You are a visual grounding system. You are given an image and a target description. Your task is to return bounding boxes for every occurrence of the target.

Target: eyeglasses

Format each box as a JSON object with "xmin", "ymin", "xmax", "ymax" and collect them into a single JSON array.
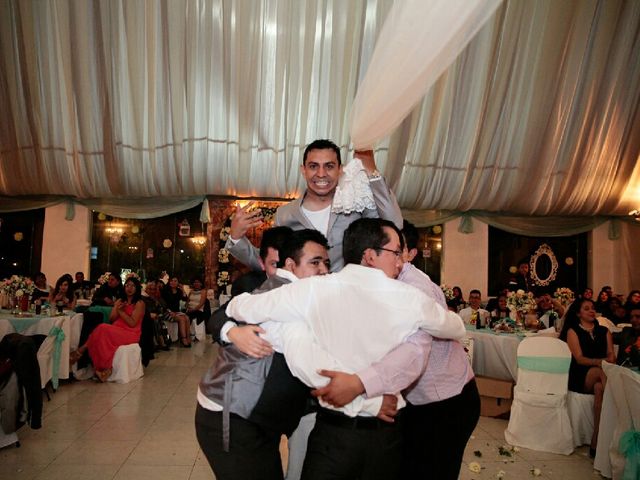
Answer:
[{"xmin": 377, "ymin": 247, "xmax": 403, "ymax": 258}]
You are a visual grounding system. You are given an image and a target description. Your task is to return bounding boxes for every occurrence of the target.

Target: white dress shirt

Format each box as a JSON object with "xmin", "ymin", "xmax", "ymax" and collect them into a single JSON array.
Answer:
[
  {"xmin": 226, "ymin": 264, "xmax": 466, "ymax": 415},
  {"xmin": 459, "ymin": 307, "xmax": 490, "ymax": 327}
]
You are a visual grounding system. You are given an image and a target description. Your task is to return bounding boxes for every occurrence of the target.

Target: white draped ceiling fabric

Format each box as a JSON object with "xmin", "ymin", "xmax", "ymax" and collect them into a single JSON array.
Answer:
[{"xmin": 1, "ymin": 0, "xmax": 639, "ymax": 233}]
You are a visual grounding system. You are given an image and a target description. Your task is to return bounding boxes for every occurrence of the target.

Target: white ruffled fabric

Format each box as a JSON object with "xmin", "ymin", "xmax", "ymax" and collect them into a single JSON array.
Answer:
[{"xmin": 331, "ymin": 158, "xmax": 376, "ymax": 214}]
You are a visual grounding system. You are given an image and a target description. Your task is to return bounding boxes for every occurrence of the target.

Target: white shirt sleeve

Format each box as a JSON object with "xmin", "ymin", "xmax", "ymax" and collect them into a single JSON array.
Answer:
[
  {"xmin": 418, "ymin": 295, "xmax": 466, "ymax": 340},
  {"xmin": 226, "ymin": 281, "xmax": 311, "ymax": 324}
]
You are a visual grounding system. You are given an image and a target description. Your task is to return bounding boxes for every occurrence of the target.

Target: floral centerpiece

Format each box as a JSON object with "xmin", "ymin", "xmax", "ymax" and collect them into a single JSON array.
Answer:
[
  {"xmin": 440, "ymin": 284, "xmax": 455, "ymax": 301},
  {"xmin": 1, "ymin": 275, "xmax": 35, "ymax": 298},
  {"xmin": 506, "ymin": 289, "xmax": 537, "ymax": 325},
  {"xmin": 98, "ymin": 272, "xmax": 112, "ymax": 285},
  {"xmin": 554, "ymin": 287, "xmax": 575, "ymax": 306}
]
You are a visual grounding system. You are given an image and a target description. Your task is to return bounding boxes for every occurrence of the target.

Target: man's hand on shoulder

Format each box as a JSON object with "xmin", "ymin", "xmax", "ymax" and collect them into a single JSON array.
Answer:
[
  {"xmin": 227, "ymin": 325, "xmax": 273, "ymax": 358},
  {"xmin": 377, "ymin": 394, "xmax": 399, "ymax": 423},
  {"xmin": 229, "ymin": 202, "xmax": 264, "ymax": 240},
  {"xmin": 311, "ymin": 370, "xmax": 365, "ymax": 407}
]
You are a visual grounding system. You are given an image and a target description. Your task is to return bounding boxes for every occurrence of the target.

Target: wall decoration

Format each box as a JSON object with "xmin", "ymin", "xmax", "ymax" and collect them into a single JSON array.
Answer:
[
  {"xmin": 178, "ymin": 219, "xmax": 191, "ymax": 236},
  {"xmin": 529, "ymin": 243, "xmax": 559, "ymax": 286}
]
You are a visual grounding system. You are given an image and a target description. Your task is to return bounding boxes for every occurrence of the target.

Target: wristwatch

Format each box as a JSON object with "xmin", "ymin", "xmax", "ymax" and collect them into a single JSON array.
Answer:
[{"xmin": 367, "ymin": 169, "xmax": 382, "ymax": 180}]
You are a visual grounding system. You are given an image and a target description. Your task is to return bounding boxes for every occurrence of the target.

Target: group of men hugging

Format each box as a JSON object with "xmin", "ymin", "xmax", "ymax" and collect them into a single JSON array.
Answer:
[{"xmin": 194, "ymin": 139, "xmax": 479, "ymax": 480}]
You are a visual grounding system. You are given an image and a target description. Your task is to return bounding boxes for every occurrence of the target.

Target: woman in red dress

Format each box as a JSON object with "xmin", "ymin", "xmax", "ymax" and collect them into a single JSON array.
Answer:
[{"xmin": 71, "ymin": 277, "xmax": 145, "ymax": 381}]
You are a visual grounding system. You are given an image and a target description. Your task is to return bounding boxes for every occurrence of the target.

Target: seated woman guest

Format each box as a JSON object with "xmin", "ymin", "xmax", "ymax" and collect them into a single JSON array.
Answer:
[
  {"xmin": 70, "ymin": 277, "xmax": 145, "ymax": 382},
  {"xmin": 31, "ymin": 272, "xmax": 51, "ymax": 302},
  {"xmin": 489, "ymin": 294, "xmax": 510, "ymax": 327},
  {"xmin": 624, "ymin": 290, "xmax": 640, "ymax": 313},
  {"xmin": 161, "ymin": 276, "xmax": 191, "ymax": 347},
  {"xmin": 92, "ymin": 273, "xmax": 124, "ymax": 306},
  {"xmin": 594, "ymin": 289, "xmax": 611, "ymax": 318},
  {"xmin": 186, "ymin": 277, "xmax": 208, "ymax": 325},
  {"xmin": 616, "ymin": 307, "xmax": 640, "ymax": 365},
  {"xmin": 560, "ymin": 298, "xmax": 616, "ymax": 457},
  {"xmin": 451, "ymin": 286, "xmax": 466, "ymax": 312},
  {"xmin": 48, "ymin": 274, "xmax": 76, "ymax": 310}
]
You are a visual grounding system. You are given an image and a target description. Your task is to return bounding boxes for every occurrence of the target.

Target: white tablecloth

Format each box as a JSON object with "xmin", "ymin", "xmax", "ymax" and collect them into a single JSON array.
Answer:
[
  {"xmin": 0, "ymin": 310, "xmax": 71, "ymax": 386},
  {"xmin": 465, "ymin": 327, "xmax": 522, "ymax": 381},
  {"xmin": 594, "ymin": 362, "xmax": 640, "ymax": 479}
]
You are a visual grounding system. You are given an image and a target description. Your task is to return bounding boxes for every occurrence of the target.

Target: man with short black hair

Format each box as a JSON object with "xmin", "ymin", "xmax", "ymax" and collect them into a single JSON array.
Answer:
[
  {"xmin": 225, "ymin": 218, "xmax": 465, "ymax": 480},
  {"xmin": 226, "ymin": 139, "xmax": 402, "ymax": 272},
  {"xmin": 459, "ymin": 289, "xmax": 490, "ymax": 327}
]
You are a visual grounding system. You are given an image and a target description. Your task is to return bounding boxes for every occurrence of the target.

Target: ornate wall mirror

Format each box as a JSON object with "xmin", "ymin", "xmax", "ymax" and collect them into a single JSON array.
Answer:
[{"xmin": 529, "ymin": 243, "xmax": 558, "ymax": 286}]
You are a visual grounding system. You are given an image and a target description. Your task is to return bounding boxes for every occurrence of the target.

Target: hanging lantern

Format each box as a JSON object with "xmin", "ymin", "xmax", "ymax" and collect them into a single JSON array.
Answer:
[
  {"xmin": 131, "ymin": 225, "xmax": 140, "ymax": 234},
  {"xmin": 13, "ymin": 232, "xmax": 23, "ymax": 242},
  {"xmin": 163, "ymin": 239, "xmax": 173, "ymax": 248},
  {"xmin": 97, "ymin": 212, "xmax": 107, "ymax": 221},
  {"xmin": 179, "ymin": 219, "xmax": 191, "ymax": 237}
]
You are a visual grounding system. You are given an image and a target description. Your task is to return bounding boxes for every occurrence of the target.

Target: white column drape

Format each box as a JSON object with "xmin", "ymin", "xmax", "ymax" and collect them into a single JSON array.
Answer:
[{"xmin": 349, "ymin": 0, "xmax": 503, "ymax": 149}]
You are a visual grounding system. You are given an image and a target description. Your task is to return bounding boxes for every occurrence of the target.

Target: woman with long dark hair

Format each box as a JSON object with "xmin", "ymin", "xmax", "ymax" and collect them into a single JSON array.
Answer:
[
  {"xmin": 70, "ymin": 277, "xmax": 146, "ymax": 382},
  {"xmin": 48, "ymin": 274, "xmax": 76, "ymax": 310},
  {"xmin": 559, "ymin": 298, "xmax": 615, "ymax": 456}
]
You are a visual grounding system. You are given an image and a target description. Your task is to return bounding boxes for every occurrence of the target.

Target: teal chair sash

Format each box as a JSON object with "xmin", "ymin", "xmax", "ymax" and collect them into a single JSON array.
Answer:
[
  {"xmin": 48, "ymin": 325, "xmax": 66, "ymax": 389},
  {"xmin": 619, "ymin": 430, "xmax": 640, "ymax": 480},
  {"xmin": 517, "ymin": 356, "xmax": 570, "ymax": 373}
]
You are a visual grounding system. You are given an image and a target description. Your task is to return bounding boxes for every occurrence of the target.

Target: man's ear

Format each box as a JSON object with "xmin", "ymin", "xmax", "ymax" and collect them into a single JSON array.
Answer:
[
  {"xmin": 361, "ymin": 248, "xmax": 377, "ymax": 267},
  {"xmin": 284, "ymin": 257, "xmax": 296, "ymax": 271},
  {"xmin": 407, "ymin": 248, "xmax": 418, "ymax": 262},
  {"xmin": 258, "ymin": 257, "xmax": 266, "ymax": 272}
]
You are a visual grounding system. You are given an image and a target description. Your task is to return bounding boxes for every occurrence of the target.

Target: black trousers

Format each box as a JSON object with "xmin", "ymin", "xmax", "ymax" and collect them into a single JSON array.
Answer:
[
  {"xmin": 301, "ymin": 410, "xmax": 403, "ymax": 480},
  {"xmin": 401, "ymin": 378, "xmax": 480, "ymax": 480},
  {"xmin": 194, "ymin": 404, "xmax": 283, "ymax": 480}
]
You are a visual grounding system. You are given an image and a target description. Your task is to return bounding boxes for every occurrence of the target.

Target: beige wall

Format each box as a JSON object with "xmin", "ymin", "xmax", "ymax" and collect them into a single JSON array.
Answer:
[
  {"xmin": 41, "ymin": 204, "xmax": 91, "ymax": 284},
  {"xmin": 589, "ymin": 221, "xmax": 639, "ymax": 295},
  {"xmin": 441, "ymin": 217, "xmax": 489, "ymax": 299}
]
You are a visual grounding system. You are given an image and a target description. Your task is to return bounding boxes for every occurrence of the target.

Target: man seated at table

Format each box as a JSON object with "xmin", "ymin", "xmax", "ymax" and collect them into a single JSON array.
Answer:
[
  {"xmin": 71, "ymin": 272, "xmax": 93, "ymax": 297},
  {"xmin": 459, "ymin": 290, "xmax": 490, "ymax": 327},
  {"xmin": 535, "ymin": 289, "xmax": 564, "ymax": 329},
  {"xmin": 92, "ymin": 273, "xmax": 124, "ymax": 306}
]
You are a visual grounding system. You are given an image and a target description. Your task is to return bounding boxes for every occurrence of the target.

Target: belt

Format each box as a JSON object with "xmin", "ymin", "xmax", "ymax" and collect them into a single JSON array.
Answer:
[{"xmin": 316, "ymin": 408, "xmax": 397, "ymax": 430}]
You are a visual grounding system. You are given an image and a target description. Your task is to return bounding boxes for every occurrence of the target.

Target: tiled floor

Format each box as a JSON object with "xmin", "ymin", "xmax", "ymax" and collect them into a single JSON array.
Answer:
[{"xmin": 1, "ymin": 340, "xmax": 604, "ymax": 480}]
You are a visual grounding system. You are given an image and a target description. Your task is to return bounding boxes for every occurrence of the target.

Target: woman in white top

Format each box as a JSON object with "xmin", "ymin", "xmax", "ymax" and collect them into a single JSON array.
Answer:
[{"xmin": 186, "ymin": 277, "xmax": 208, "ymax": 328}]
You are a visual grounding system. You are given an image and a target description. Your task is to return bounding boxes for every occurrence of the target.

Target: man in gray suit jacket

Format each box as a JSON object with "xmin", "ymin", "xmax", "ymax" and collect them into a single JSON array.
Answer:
[{"xmin": 226, "ymin": 139, "xmax": 402, "ymax": 272}]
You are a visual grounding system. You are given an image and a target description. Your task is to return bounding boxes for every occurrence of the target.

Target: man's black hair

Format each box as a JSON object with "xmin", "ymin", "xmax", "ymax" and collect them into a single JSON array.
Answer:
[
  {"xmin": 402, "ymin": 220, "xmax": 420, "ymax": 251},
  {"xmin": 277, "ymin": 229, "xmax": 329, "ymax": 268},
  {"xmin": 343, "ymin": 218, "xmax": 403, "ymax": 265},
  {"xmin": 259, "ymin": 226, "xmax": 294, "ymax": 261},
  {"xmin": 469, "ymin": 289, "xmax": 481, "ymax": 297},
  {"xmin": 302, "ymin": 139, "xmax": 342, "ymax": 166}
]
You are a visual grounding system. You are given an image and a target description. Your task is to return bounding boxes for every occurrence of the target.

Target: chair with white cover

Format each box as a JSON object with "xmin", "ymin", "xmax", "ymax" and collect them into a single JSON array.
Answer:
[
  {"xmin": 36, "ymin": 316, "xmax": 69, "ymax": 390},
  {"xmin": 567, "ymin": 391, "xmax": 594, "ymax": 447},
  {"xmin": 108, "ymin": 344, "xmax": 143, "ymax": 384},
  {"xmin": 504, "ymin": 337, "xmax": 574, "ymax": 454}
]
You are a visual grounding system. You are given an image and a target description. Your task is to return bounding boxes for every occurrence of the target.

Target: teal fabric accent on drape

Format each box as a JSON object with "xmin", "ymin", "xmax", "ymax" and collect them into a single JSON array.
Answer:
[
  {"xmin": 619, "ymin": 430, "xmax": 640, "ymax": 480},
  {"xmin": 517, "ymin": 356, "xmax": 570, "ymax": 373},
  {"xmin": 8, "ymin": 317, "xmax": 42, "ymax": 332},
  {"xmin": 65, "ymin": 201, "xmax": 75, "ymax": 220},
  {"xmin": 609, "ymin": 219, "xmax": 621, "ymax": 240},
  {"xmin": 87, "ymin": 306, "xmax": 113, "ymax": 324},
  {"xmin": 458, "ymin": 214, "xmax": 474, "ymax": 234},
  {"xmin": 48, "ymin": 325, "xmax": 66, "ymax": 390}
]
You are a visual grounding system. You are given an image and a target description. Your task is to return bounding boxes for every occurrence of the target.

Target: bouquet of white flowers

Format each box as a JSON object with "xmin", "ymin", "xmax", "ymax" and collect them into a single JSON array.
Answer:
[
  {"xmin": 506, "ymin": 289, "xmax": 537, "ymax": 314},
  {"xmin": 1, "ymin": 275, "xmax": 35, "ymax": 298},
  {"xmin": 554, "ymin": 287, "xmax": 574, "ymax": 306},
  {"xmin": 440, "ymin": 284, "xmax": 455, "ymax": 301}
]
